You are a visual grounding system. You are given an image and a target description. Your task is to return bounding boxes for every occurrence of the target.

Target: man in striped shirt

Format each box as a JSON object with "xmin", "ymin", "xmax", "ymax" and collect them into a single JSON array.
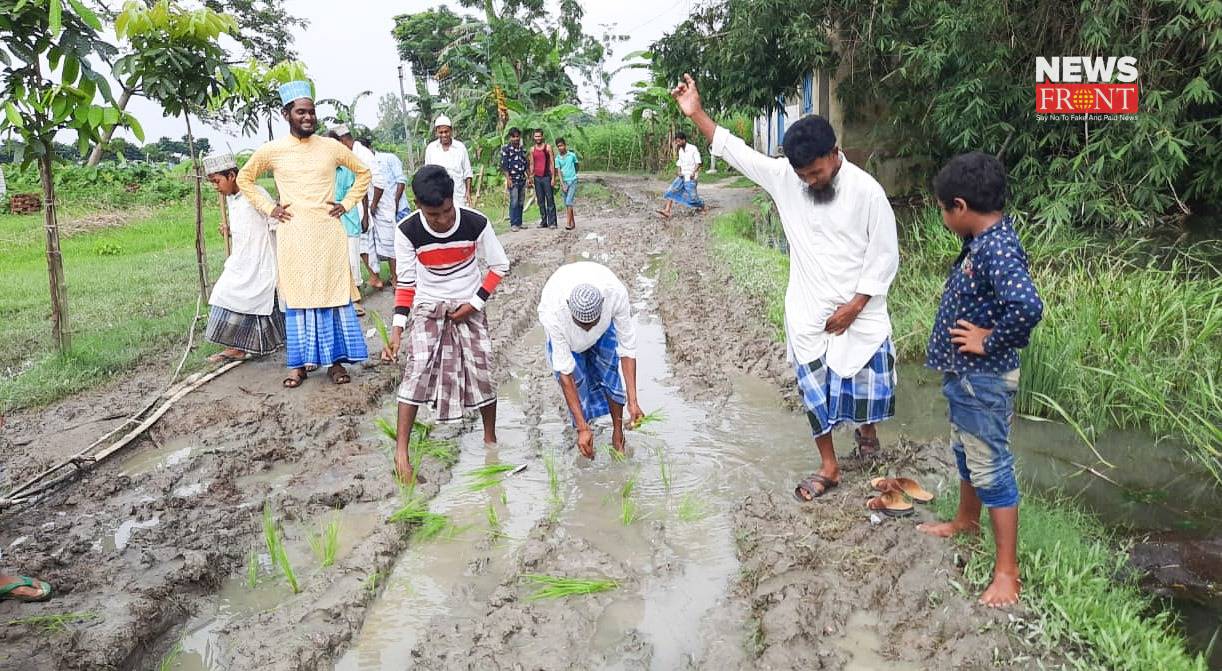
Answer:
[{"xmin": 382, "ymin": 165, "xmax": 510, "ymax": 483}]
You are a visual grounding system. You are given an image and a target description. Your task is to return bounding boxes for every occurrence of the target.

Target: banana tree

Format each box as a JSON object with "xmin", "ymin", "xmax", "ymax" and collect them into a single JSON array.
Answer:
[{"xmin": 317, "ymin": 90, "xmax": 373, "ymax": 127}]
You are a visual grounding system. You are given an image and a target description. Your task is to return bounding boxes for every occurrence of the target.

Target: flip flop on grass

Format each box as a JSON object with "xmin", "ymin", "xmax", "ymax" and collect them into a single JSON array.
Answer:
[
  {"xmin": 866, "ymin": 491, "xmax": 914, "ymax": 517},
  {"xmin": 0, "ymin": 576, "xmax": 52, "ymax": 602},
  {"xmin": 869, "ymin": 477, "xmax": 935, "ymax": 503}
]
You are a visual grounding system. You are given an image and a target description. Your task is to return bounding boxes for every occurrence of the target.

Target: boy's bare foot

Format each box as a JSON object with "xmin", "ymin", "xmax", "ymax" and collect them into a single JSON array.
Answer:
[
  {"xmin": 979, "ymin": 571, "xmax": 1021, "ymax": 607},
  {"xmin": 916, "ymin": 519, "xmax": 981, "ymax": 538},
  {"xmin": 611, "ymin": 430, "xmax": 626, "ymax": 454}
]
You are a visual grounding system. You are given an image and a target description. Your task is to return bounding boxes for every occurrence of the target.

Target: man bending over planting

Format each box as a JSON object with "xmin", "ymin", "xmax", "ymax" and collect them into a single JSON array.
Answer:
[
  {"xmin": 538, "ymin": 262, "xmax": 646, "ymax": 458},
  {"xmin": 918, "ymin": 152, "xmax": 1043, "ymax": 607},
  {"xmin": 382, "ymin": 165, "xmax": 510, "ymax": 484},
  {"xmin": 671, "ymin": 74, "xmax": 900, "ymax": 501}
]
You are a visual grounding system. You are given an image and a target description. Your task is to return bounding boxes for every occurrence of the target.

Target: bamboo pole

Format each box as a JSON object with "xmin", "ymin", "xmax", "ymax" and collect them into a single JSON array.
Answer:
[{"xmin": 219, "ymin": 190, "xmax": 232, "ymax": 258}]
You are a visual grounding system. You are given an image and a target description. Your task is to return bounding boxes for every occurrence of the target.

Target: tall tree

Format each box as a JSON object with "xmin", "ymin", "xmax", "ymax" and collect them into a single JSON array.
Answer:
[
  {"xmin": 0, "ymin": 0, "xmax": 141, "ymax": 352},
  {"xmin": 392, "ymin": 7, "xmax": 463, "ymax": 126},
  {"xmin": 113, "ymin": 0, "xmax": 237, "ymax": 301}
]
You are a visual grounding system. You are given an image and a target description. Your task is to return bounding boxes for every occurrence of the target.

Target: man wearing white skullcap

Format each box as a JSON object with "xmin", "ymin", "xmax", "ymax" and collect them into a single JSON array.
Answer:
[
  {"xmin": 423, "ymin": 114, "xmax": 473, "ymax": 208},
  {"xmin": 237, "ymin": 80, "xmax": 373, "ymax": 389},
  {"xmin": 537, "ymin": 262, "xmax": 646, "ymax": 459}
]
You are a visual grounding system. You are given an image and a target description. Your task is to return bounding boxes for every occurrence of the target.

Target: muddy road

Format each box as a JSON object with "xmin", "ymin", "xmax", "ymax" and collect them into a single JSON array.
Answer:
[{"xmin": 1, "ymin": 175, "xmax": 1055, "ymax": 670}]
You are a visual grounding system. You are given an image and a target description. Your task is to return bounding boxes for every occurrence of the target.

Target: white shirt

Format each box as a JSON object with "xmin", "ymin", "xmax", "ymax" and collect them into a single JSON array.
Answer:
[
  {"xmin": 537, "ymin": 262, "xmax": 638, "ymax": 376},
  {"xmin": 712, "ymin": 126, "xmax": 899, "ymax": 377},
  {"xmin": 209, "ymin": 187, "xmax": 278, "ymax": 315},
  {"xmin": 350, "ymin": 142, "xmax": 386, "ymax": 214},
  {"xmin": 372, "ymin": 151, "xmax": 406, "ymax": 222},
  {"xmin": 424, "ymin": 139, "xmax": 474, "ymax": 207},
  {"xmin": 677, "ymin": 143, "xmax": 702, "ymax": 180}
]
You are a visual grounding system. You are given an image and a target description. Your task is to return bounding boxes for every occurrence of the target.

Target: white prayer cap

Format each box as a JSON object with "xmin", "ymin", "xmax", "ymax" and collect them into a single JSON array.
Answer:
[
  {"xmin": 433, "ymin": 115, "xmax": 452, "ymax": 129},
  {"xmin": 567, "ymin": 284, "xmax": 604, "ymax": 324},
  {"xmin": 277, "ymin": 80, "xmax": 313, "ymax": 107},
  {"xmin": 202, "ymin": 152, "xmax": 237, "ymax": 175},
  {"xmin": 330, "ymin": 123, "xmax": 351, "ymax": 137}
]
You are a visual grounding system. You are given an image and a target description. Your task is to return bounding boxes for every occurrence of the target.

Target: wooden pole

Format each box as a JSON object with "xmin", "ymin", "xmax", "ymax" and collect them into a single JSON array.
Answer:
[
  {"xmin": 38, "ymin": 149, "xmax": 69, "ymax": 352},
  {"xmin": 184, "ymin": 113, "xmax": 209, "ymax": 301},
  {"xmin": 219, "ymin": 191, "xmax": 231, "ymax": 258}
]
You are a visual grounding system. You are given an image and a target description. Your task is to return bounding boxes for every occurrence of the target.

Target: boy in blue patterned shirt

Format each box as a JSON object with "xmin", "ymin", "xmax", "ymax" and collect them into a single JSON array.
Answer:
[{"xmin": 918, "ymin": 152, "xmax": 1043, "ymax": 608}]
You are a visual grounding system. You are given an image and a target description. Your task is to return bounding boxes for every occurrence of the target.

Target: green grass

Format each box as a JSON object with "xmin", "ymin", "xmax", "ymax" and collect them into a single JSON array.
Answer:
[
  {"xmin": 933, "ymin": 491, "xmax": 1207, "ymax": 670},
  {"xmin": 520, "ymin": 574, "xmax": 619, "ymax": 600},
  {"xmin": 712, "ymin": 199, "xmax": 1221, "ymax": 480},
  {"xmin": 0, "ymin": 202, "xmax": 228, "ymax": 414},
  {"xmin": 307, "ymin": 511, "xmax": 342, "ymax": 568},
  {"xmin": 465, "ymin": 463, "xmax": 518, "ymax": 492},
  {"xmin": 158, "ymin": 641, "xmax": 184, "ymax": 671},
  {"xmin": 6, "ymin": 610, "xmax": 98, "ymax": 633},
  {"xmin": 261, "ymin": 502, "xmax": 300, "ymax": 594}
]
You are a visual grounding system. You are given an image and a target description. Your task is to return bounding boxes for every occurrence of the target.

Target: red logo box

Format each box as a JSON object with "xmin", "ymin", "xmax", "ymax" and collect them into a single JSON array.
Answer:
[{"xmin": 1035, "ymin": 83, "xmax": 1139, "ymax": 114}]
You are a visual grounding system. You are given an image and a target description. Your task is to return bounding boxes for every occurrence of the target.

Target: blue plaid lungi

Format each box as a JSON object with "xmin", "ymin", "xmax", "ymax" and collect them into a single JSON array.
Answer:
[
  {"xmin": 795, "ymin": 338, "xmax": 896, "ymax": 437},
  {"xmin": 663, "ymin": 176, "xmax": 704, "ymax": 209},
  {"xmin": 546, "ymin": 324, "xmax": 626, "ymax": 425},
  {"xmin": 284, "ymin": 303, "xmax": 369, "ymax": 369}
]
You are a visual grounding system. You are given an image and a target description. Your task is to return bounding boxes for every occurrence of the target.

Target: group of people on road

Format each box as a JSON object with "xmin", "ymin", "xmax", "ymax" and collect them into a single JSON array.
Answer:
[{"xmin": 183, "ymin": 71, "xmax": 1043, "ymax": 617}]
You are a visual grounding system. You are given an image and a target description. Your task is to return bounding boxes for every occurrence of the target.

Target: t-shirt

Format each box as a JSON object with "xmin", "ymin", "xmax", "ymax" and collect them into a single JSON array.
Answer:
[
  {"xmin": 392, "ymin": 206, "xmax": 510, "ymax": 328},
  {"xmin": 555, "ymin": 151, "xmax": 579, "ymax": 182},
  {"xmin": 676, "ymin": 143, "xmax": 702, "ymax": 180},
  {"xmin": 537, "ymin": 262, "xmax": 638, "ymax": 376},
  {"xmin": 500, "ymin": 143, "xmax": 528, "ymax": 185},
  {"xmin": 423, "ymin": 139, "xmax": 474, "ymax": 206}
]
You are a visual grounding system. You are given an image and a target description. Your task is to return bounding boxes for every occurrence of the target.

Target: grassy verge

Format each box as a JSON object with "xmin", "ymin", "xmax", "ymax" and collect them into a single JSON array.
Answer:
[
  {"xmin": 712, "ymin": 198, "xmax": 1221, "ymax": 480},
  {"xmin": 0, "ymin": 202, "xmax": 226, "ymax": 413},
  {"xmin": 933, "ymin": 490, "xmax": 1207, "ymax": 670}
]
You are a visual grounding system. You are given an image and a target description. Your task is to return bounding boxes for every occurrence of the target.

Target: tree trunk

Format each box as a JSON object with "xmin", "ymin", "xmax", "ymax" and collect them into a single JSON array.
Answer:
[
  {"xmin": 184, "ymin": 113, "xmax": 209, "ymax": 302},
  {"xmin": 85, "ymin": 86, "xmax": 134, "ymax": 167},
  {"xmin": 38, "ymin": 148, "xmax": 70, "ymax": 352},
  {"xmin": 267, "ymin": 116, "xmax": 274, "ymax": 141}
]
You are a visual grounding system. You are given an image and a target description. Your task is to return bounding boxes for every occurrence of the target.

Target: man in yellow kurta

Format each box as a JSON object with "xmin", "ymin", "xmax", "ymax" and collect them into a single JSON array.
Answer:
[{"xmin": 237, "ymin": 80, "xmax": 373, "ymax": 388}]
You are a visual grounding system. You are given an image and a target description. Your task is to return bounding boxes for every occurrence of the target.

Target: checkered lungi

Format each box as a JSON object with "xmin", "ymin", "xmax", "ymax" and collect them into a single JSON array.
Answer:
[
  {"xmin": 795, "ymin": 338, "xmax": 896, "ymax": 437},
  {"xmin": 396, "ymin": 301, "xmax": 496, "ymax": 421},
  {"xmin": 546, "ymin": 324, "xmax": 626, "ymax": 425},
  {"xmin": 663, "ymin": 176, "xmax": 704, "ymax": 209},
  {"xmin": 284, "ymin": 303, "xmax": 369, "ymax": 369},
  {"xmin": 205, "ymin": 305, "xmax": 285, "ymax": 355}
]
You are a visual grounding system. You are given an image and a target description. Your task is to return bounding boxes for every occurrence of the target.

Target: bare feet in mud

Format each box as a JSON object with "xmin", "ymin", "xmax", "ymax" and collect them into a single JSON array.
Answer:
[
  {"xmin": 611, "ymin": 429, "xmax": 627, "ymax": 455},
  {"xmin": 979, "ymin": 571, "xmax": 1022, "ymax": 607},
  {"xmin": 916, "ymin": 518, "xmax": 981, "ymax": 538}
]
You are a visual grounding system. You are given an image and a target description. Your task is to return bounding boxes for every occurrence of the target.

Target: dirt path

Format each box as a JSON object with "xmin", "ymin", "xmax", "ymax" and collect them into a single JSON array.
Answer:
[{"xmin": 0, "ymin": 175, "xmax": 1052, "ymax": 670}]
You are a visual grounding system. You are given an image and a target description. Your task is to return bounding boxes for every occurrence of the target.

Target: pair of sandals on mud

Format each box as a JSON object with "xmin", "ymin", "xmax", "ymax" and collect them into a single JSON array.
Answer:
[
  {"xmin": 283, "ymin": 364, "xmax": 351, "ymax": 388},
  {"xmin": 792, "ymin": 429, "xmax": 934, "ymax": 517}
]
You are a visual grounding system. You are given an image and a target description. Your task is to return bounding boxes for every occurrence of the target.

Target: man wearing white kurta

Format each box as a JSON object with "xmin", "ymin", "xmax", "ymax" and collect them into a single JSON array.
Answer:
[
  {"xmin": 538, "ymin": 262, "xmax": 646, "ymax": 459},
  {"xmin": 671, "ymin": 74, "xmax": 899, "ymax": 502},
  {"xmin": 202, "ymin": 152, "xmax": 284, "ymax": 362},
  {"xmin": 424, "ymin": 115, "xmax": 474, "ymax": 208},
  {"xmin": 332, "ymin": 124, "xmax": 387, "ymax": 289}
]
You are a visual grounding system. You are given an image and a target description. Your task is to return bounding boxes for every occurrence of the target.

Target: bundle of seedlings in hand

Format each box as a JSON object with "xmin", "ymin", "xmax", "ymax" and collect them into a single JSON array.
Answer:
[
  {"xmin": 308, "ymin": 512, "xmax": 342, "ymax": 568},
  {"xmin": 521, "ymin": 574, "xmax": 618, "ymax": 600},
  {"xmin": 262, "ymin": 502, "xmax": 300, "ymax": 594},
  {"xmin": 632, "ymin": 409, "xmax": 667, "ymax": 431},
  {"xmin": 465, "ymin": 463, "xmax": 519, "ymax": 492}
]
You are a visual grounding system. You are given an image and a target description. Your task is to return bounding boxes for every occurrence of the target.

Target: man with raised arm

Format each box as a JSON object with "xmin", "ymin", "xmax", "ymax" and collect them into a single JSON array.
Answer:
[
  {"xmin": 671, "ymin": 74, "xmax": 900, "ymax": 502},
  {"xmin": 237, "ymin": 81, "xmax": 372, "ymax": 389}
]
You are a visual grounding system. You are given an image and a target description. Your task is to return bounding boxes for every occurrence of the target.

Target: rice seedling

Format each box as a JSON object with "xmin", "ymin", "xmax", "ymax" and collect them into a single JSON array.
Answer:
[
  {"xmin": 485, "ymin": 502, "xmax": 507, "ymax": 540},
  {"xmin": 6, "ymin": 611, "xmax": 98, "ymax": 633},
  {"xmin": 632, "ymin": 409, "xmax": 667, "ymax": 430},
  {"xmin": 466, "ymin": 463, "xmax": 518, "ymax": 491},
  {"xmin": 598, "ymin": 443, "xmax": 627, "ymax": 463},
  {"xmin": 363, "ymin": 570, "xmax": 386, "ymax": 595},
  {"xmin": 543, "ymin": 449, "xmax": 563, "ymax": 506},
  {"xmin": 677, "ymin": 492, "xmax": 708, "ymax": 522},
  {"xmin": 387, "ymin": 493, "xmax": 456, "ymax": 543},
  {"xmin": 308, "ymin": 512, "xmax": 342, "ymax": 568},
  {"xmin": 368, "ymin": 310, "xmax": 390, "ymax": 350},
  {"xmin": 375, "ymin": 416, "xmax": 397, "ymax": 442},
  {"xmin": 655, "ymin": 445, "xmax": 671, "ymax": 491},
  {"xmin": 158, "ymin": 641, "xmax": 183, "ymax": 671},
  {"xmin": 261, "ymin": 502, "xmax": 300, "ymax": 594},
  {"xmin": 521, "ymin": 574, "xmax": 618, "ymax": 600},
  {"xmin": 246, "ymin": 548, "xmax": 259, "ymax": 588},
  {"xmin": 620, "ymin": 471, "xmax": 640, "ymax": 525}
]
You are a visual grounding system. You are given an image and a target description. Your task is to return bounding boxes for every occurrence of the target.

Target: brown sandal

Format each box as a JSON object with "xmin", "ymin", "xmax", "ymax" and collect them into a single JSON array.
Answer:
[
  {"xmin": 794, "ymin": 473, "xmax": 839, "ymax": 502},
  {"xmin": 327, "ymin": 365, "xmax": 351, "ymax": 385},
  {"xmin": 283, "ymin": 369, "xmax": 307, "ymax": 388},
  {"xmin": 866, "ymin": 491, "xmax": 914, "ymax": 517},
  {"xmin": 870, "ymin": 477, "xmax": 934, "ymax": 503}
]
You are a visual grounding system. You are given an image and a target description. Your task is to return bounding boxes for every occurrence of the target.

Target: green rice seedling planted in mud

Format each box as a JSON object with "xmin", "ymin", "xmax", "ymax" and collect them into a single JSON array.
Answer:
[
  {"xmin": 363, "ymin": 570, "xmax": 386, "ymax": 595},
  {"xmin": 677, "ymin": 492, "xmax": 707, "ymax": 522},
  {"xmin": 158, "ymin": 641, "xmax": 183, "ymax": 671},
  {"xmin": 466, "ymin": 463, "xmax": 518, "ymax": 492},
  {"xmin": 246, "ymin": 548, "xmax": 259, "ymax": 588},
  {"xmin": 261, "ymin": 502, "xmax": 300, "ymax": 594},
  {"xmin": 521, "ymin": 574, "xmax": 618, "ymax": 600},
  {"xmin": 368, "ymin": 310, "xmax": 391, "ymax": 350},
  {"xmin": 598, "ymin": 443, "xmax": 628, "ymax": 463},
  {"xmin": 620, "ymin": 471, "xmax": 640, "ymax": 525},
  {"xmin": 7, "ymin": 611, "xmax": 98, "ymax": 633},
  {"xmin": 308, "ymin": 512, "xmax": 342, "ymax": 568},
  {"xmin": 543, "ymin": 449, "xmax": 564, "ymax": 514},
  {"xmin": 387, "ymin": 490, "xmax": 458, "ymax": 543},
  {"xmin": 933, "ymin": 491, "xmax": 1208, "ymax": 669},
  {"xmin": 655, "ymin": 445, "xmax": 671, "ymax": 492}
]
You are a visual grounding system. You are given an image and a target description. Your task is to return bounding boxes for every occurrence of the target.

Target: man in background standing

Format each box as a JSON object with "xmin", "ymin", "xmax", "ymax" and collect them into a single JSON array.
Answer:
[
  {"xmin": 657, "ymin": 131, "xmax": 705, "ymax": 218},
  {"xmin": 364, "ymin": 135, "xmax": 408, "ymax": 288},
  {"xmin": 330, "ymin": 124, "xmax": 386, "ymax": 289},
  {"xmin": 530, "ymin": 128, "xmax": 558, "ymax": 229},
  {"xmin": 424, "ymin": 115, "xmax": 474, "ymax": 208},
  {"xmin": 500, "ymin": 127, "xmax": 528, "ymax": 232}
]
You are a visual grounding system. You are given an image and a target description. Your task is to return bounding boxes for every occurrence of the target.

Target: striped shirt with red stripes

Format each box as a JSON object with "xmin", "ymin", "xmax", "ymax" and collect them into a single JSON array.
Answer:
[{"xmin": 392, "ymin": 206, "xmax": 510, "ymax": 328}]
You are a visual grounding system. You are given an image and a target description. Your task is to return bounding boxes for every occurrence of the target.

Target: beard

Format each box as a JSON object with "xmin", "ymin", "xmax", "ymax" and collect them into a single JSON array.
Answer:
[{"xmin": 806, "ymin": 182, "xmax": 836, "ymax": 204}]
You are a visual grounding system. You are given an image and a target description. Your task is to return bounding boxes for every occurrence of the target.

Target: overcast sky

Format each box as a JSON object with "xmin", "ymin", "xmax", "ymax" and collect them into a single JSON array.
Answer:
[{"xmin": 114, "ymin": 0, "xmax": 693, "ymax": 153}]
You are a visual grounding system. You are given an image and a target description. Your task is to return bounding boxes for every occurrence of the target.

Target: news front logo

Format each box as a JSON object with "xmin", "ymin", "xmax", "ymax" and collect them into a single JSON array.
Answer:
[{"xmin": 1035, "ymin": 56, "xmax": 1139, "ymax": 119}]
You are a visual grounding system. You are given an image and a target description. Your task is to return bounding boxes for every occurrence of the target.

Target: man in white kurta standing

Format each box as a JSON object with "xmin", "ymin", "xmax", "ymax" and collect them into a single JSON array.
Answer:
[
  {"xmin": 671, "ymin": 74, "xmax": 900, "ymax": 502},
  {"xmin": 423, "ymin": 115, "xmax": 474, "ymax": 208},
  {"xmin": 202, "ymin": 152, "xmax": 284, "ymax": 362},
  {"xmin": 331, "ymin": 124, "xmax": 387, "ymax": 290}
]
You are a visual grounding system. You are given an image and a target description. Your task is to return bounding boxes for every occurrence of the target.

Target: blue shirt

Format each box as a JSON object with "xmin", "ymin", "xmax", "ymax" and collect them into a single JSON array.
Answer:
[
  {"xmin": 334, "ymin": 166, "xmax": 362, "ymax": 237},
  {"xmin": 926, "ymin": 215, "xmax": 1043, "ymax": 374},
  {"xmin": 554, "ymin": 151, "xmax": 579, "ymax": 182}
]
